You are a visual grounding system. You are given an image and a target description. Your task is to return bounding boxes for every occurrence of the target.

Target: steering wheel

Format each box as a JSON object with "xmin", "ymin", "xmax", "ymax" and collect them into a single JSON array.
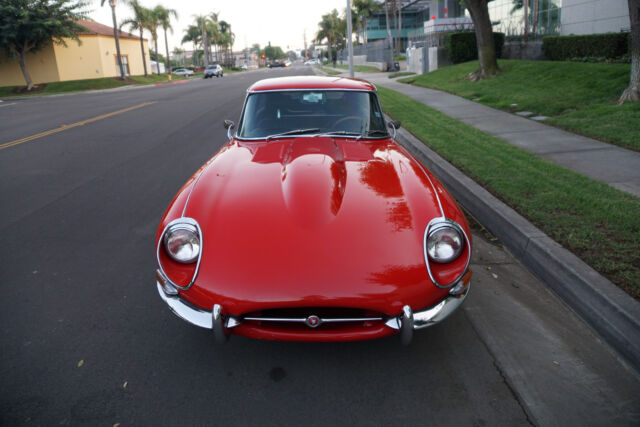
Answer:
[{"xmin": 332, "ymin": 116, "xmax": 362, "ymax": 131}]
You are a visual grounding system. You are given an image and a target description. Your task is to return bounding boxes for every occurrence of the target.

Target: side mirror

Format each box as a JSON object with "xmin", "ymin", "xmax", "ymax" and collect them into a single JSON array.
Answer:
[
  {"xmin": 224, "ymin": 120, "xmax": 235, "ymax": 140},
  {"xmin": 387, "ymin": 120, "xmax": 401, "ymax": 130},
  {"xmin": 387, "ymin": 120, "xmax": 401, "ymax": 138}
]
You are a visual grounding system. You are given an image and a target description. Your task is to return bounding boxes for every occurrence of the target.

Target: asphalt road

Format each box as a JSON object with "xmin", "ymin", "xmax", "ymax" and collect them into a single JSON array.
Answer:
[{"xmin": 1, "ymin": 66, "xmax": 639, "ymax": 426}]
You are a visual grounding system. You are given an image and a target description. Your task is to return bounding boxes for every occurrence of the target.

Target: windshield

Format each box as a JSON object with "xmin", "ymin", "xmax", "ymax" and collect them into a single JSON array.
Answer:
[{"xmin": 237, "ymin": 90, "xmax": 388, "ymax": 139}]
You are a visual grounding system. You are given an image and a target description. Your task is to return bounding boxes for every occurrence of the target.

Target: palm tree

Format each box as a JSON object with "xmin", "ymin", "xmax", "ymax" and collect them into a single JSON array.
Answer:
[
  {"xmin": 181, "ymin": 25, "xmax": 201, "ymax": 66},
  {"xmin": 219, "ymin": 20, "xmax": 235, "ymax": 66},
  {"xmin": 146, "ymin": 7, "xmax": 162, "ymax": 74},
  {"xmin": 121, "ymin": 0, "xmax": 151, "ymax": 77},
  {"xmin": 316, "ymin": 10, "xmax": 342, "ymax": 64},
  {"xmin": 207, "ymin": 13, "xmax": 219, "ymax": 63},
  {"xmin": 154, "ymin": 5, "xmax": 178, "ymax": 74},
  {"xmin": 193, "ymin": 15, "xmax": 210, "ymax": 66},
  {"xmin": 350, "ymin": 5, "xmax": 362, "ymax": 45},
  {"xmin": 354, "ymin": 0, "xmax": 381, "ymax": 47}
]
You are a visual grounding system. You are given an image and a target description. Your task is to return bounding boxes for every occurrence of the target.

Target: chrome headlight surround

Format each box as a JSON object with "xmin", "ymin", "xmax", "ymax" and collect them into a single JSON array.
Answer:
[
  {"xmin": 156, "ymin": 217, "xmax": 203, "ymax": 290},
  {"xmin": 423, "ymin": 217, "xmax": 471, "ymax": 289},
  {"xmin": 164, "ymin": 222, "xmax": 200, "ymax": 263}
]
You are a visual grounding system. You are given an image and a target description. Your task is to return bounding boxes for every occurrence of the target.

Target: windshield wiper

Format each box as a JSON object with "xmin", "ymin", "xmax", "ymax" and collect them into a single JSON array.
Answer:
[
  {"xmin": 266, "ymin": 128, "xmax": 320, "ymax": 141},
  {"xmin": 364, "ymin": 130, "xmax": 389, "ymax": 137},
  {"xmin": 320, "ymin": 131, "xmax": 363, "ymax": 138}
]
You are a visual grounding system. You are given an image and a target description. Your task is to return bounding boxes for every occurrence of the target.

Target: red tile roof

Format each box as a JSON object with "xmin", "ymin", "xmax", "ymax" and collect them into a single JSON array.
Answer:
[{"xmin": 75, "ymin": 19, "xmax": 146, "ymax": 41}]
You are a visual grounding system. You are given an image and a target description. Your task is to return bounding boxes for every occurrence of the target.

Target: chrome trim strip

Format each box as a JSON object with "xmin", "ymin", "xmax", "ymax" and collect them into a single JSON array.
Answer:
[
  {"xmin": 243, "ymin": 316, "xmax": 382, "ymax": 323},
  {"xmin": 246, "ymin": 88, "xmax": 376, "ymax": 94},
  {"xmin": 423, "ymin": 217, "xmax": 472, "ymax": 289},
  {"xmin": 155, "ymin": 217, "xmax": 203, "ymax": 291},
  {"xmin": 181, "ymin": 163, "xmax": 211, "ymax": 218},
  {"xmin": 395, "ymin": 144, "xmax": 445, "ymax": 217},
  {"xmin": 156, "ymin": 282, "xmax": 212, "ymax": 329}
]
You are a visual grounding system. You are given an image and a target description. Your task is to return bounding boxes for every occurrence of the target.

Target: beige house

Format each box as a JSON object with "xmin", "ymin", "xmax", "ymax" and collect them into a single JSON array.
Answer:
[{"xmin": 0, "ymin": 20, "xmax": 151, "ymax": 87}]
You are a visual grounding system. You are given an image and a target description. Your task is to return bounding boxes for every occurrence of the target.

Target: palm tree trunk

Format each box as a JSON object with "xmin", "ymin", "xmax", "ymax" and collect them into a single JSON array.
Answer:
[
  {"xmin": 363, "ymin": 18, "xmax": 368, "ymax": 47},
  {"xmin": 532, "ymin": 0, "xmax": 539, "ymax": 39},
  {"xmin": 164, "ymin": 28, "xmax": 171, "ymax": 74},
  {"xmin": 18, "ymin": 48, "xmax": 34, "ymax": 90},
  {"xmin": 523, "ymin": 0, "xmax": 529, "ymax": 42},
  {"xmin": 139, "ymin": 28, "xmax": 148, "ymax": 77},
  {"xmin": 393, "ymin": 0, "xmax": 399, "ymax": 53},
  {"xmin": 384, "ymin": 0, "xmax": 394, "ymax": 60},
  {"xmin": 154, "ymin": 35, "xmax": 160, "ymax": 75},
  {"xmin": 619, "ymin": 0, "xmax": 640, "ymax": 103},
  {"xmin": 398, "ymin": 0, "xmax": 403, "ymax": 52}
]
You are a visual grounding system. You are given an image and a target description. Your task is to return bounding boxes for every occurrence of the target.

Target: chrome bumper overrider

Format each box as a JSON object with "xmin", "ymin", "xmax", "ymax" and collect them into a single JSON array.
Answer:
[{"xmin": 156, "ymin": 280, "xmax": 470, "ymax": 345}]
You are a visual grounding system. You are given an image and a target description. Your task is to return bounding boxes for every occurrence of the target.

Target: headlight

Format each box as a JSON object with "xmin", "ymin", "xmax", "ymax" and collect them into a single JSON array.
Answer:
[
  {"xmin": 163, "ymin": 222, "xmax": 200, "ymax": 263},
  {"xmin": 427, "ymin": 223, "xmax": 464, "ymax": 263}
]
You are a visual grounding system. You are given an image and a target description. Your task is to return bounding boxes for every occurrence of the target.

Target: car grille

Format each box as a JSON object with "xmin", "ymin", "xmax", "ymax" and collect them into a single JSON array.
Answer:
[{"xmin": 240, "ymin": 307, "xmax": 385, "ymax": 329}]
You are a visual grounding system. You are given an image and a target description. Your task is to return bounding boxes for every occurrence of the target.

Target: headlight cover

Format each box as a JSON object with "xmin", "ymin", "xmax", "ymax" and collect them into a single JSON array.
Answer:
[
  {"xmin": 426, "ymin": 221, "xmax": 464, "ymax": 264},
  {"xmin": 163, "ymin": 221, "xmax": 200, "ymax": 264}
]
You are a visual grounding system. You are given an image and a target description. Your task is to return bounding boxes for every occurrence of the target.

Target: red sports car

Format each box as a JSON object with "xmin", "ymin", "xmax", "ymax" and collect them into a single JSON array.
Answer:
[{"xmin": 155, "ymin": 76, "xmax": 472, "ymax": 344}]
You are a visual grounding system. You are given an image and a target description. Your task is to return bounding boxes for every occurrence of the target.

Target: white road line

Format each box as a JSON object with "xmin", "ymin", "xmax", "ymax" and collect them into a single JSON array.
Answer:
[{"xmin": 0, "ymin": 103, "xmax": 17, "ymax": 108}]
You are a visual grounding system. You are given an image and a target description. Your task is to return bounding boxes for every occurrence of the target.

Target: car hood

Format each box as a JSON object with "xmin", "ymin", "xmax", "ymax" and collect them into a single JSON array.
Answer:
[{"xmin": 181, "ymin": 136, "xmax": 448, "ymax": 314}]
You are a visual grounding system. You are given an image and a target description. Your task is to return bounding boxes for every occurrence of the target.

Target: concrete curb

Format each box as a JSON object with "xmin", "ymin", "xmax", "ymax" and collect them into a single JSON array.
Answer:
[{"xmin": 394, "ymin": 125, "xmax": 640, "ymax": 373}]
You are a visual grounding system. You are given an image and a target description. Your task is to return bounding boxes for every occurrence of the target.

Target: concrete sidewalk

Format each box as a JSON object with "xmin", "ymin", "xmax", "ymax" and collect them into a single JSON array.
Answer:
[{"xmin": 325, "ymin": 68, "xmax": 640, "ymax": 198}]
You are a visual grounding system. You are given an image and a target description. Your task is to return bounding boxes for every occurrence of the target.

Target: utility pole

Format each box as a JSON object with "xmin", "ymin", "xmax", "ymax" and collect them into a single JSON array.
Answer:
[
  {"xmin": 346, "ymin": 0, "xmax": 354, "ymax": 77},
  {"xmin": 103, "ymin": 0, "xmax": 125, "ymax": 79}
]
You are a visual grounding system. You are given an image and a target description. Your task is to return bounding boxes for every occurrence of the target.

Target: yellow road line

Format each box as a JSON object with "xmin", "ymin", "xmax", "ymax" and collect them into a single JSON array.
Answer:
[{"xmin": 0, "ymin": 101, "xmax": 157, "ymax": 151}]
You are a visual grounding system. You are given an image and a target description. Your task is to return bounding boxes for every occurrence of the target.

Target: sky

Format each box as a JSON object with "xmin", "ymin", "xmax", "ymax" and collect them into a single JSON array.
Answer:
[{"xmin": 88, "ymin": 0, "xmax": 350, "ymax": 53}]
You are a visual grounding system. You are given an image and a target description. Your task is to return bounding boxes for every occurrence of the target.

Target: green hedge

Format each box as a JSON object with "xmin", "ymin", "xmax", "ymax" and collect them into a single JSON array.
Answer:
[
  {"xmin": 543, "ymin": 33, "xmax": 630, "ymax": 61},
  {"xmin": 445, "ymin": 32, "xmax": 505, "ymax": 64}
]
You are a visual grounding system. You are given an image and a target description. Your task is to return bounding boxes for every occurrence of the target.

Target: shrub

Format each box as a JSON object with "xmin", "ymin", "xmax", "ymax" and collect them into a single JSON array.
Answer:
[
  {"xmin": 445, "ymin": 32, "xmax": 505, "ymax": 64},
  {"xmin": 543, "ymin": 33, "xmax": 629, "ymax": 61}
]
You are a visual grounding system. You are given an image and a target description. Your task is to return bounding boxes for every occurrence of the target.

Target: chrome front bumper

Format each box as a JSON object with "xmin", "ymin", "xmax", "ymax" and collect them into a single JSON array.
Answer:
[{"xmin": 156, "ymin": 280, "xmax": 470, "ymax": 344}]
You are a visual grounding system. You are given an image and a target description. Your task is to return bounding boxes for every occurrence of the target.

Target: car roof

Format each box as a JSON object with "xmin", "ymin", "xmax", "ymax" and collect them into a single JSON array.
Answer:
[{"xmin": 247, "ymin": 76, "xmax": 377, "ymax": 92}]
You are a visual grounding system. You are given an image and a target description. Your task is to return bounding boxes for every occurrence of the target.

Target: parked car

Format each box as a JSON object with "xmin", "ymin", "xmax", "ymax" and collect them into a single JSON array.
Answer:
[
  {"xmin": 155, "ymin": 76, "xmax": 472, "ymax": 344},
  {"xmin": 204, "ymin": 64, "xmax": 224, "ymax": 78},
  {"xmin": 267, "ymin": 61, "xmax": 285, "ymax": 68},
  {"xmin": 304, "ymin": 59, "xmax": 318, "ymax": 65},
  {"xmin": 173, "ymin": 68, "xmax": 194, "ymax": 77},
  {"xmin": 241, "ymin": 64, "xmax": 248, "ymax": 71}
]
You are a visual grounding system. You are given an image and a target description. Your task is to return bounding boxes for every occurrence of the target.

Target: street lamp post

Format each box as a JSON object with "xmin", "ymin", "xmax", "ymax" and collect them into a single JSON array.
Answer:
[
  {"xmin": 346, "ymin": 0, "xmax": 354, "ymax": 77},
  {"xmin": 103, "ymin": 0, "xmax": 126, "ymax": 79}
]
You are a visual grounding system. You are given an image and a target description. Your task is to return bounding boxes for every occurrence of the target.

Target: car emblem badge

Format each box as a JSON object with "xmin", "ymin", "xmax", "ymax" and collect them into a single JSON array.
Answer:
[{"xmin": 305, "ymin": 315, "xmax": 321, "ymax": 328}]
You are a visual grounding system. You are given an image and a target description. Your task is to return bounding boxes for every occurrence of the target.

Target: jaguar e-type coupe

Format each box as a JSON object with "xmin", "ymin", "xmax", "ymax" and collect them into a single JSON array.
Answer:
[{"xmin": 155, "ymin": 76, "xmax": 472, "ymax": 344}]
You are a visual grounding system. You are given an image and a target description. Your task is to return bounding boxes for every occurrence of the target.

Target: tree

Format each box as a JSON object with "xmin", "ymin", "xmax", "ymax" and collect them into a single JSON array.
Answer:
[
  {"xmin": 464, "ymin": 0, "xmax": 501, "ymax": 80},
  {"xmin": 353, "ymin": 0, "xmax": 380, "ymax": 47},
  {"xmin": 181, "ymin": 24, "xmax": 201, "ymax": 66},
  {"xmin": 619, "ymin": 0, "xmax": 639, "ymax": 103},
  {"xmin": 101, "ymin": 0, "xmax": 125, "ymax": 79},
  {"xmin": 154, "ymin": 5, "xmax": 177, "ymax": 74},
  {"xmin": 0, "ymin": 0, "xmax": 87, "ymax": 90},
  {"xmin": 121, "ymin": 0, "xmax": 150, "ymax": 76},
  {"xmin": 147, "ymin": 6, "xmax": 161, "ymax": 74},
  {"xmin": 316, "ymin": 9, "xmax": 342, "ymax": 63},
  {"xmin": 193, "ymin": 14, "xmax": 209, "ymax": 66}
]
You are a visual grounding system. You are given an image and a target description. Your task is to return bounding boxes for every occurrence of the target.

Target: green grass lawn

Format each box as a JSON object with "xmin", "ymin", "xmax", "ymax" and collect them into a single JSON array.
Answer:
[
  {"xmin": 335, "ymin": 64, "xmax": 380, "ymax": 72},
  {"xmin": 389, "ymin": 71, "xmax": 415, "ymax": 79},
  {"xmin": 400, "ymin": 59, "xmax": 640, "ymax": 151},
  {"xmin": 0, "ymin": 73, "xmax": 188, "ymax": 98},
  {"xmin": 377, "ymin": 86, "xmax": 640, "ymax": 299},
  {"xmin": 317, "ymin": 66, "xmax": 342, "ymax": 75}
]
